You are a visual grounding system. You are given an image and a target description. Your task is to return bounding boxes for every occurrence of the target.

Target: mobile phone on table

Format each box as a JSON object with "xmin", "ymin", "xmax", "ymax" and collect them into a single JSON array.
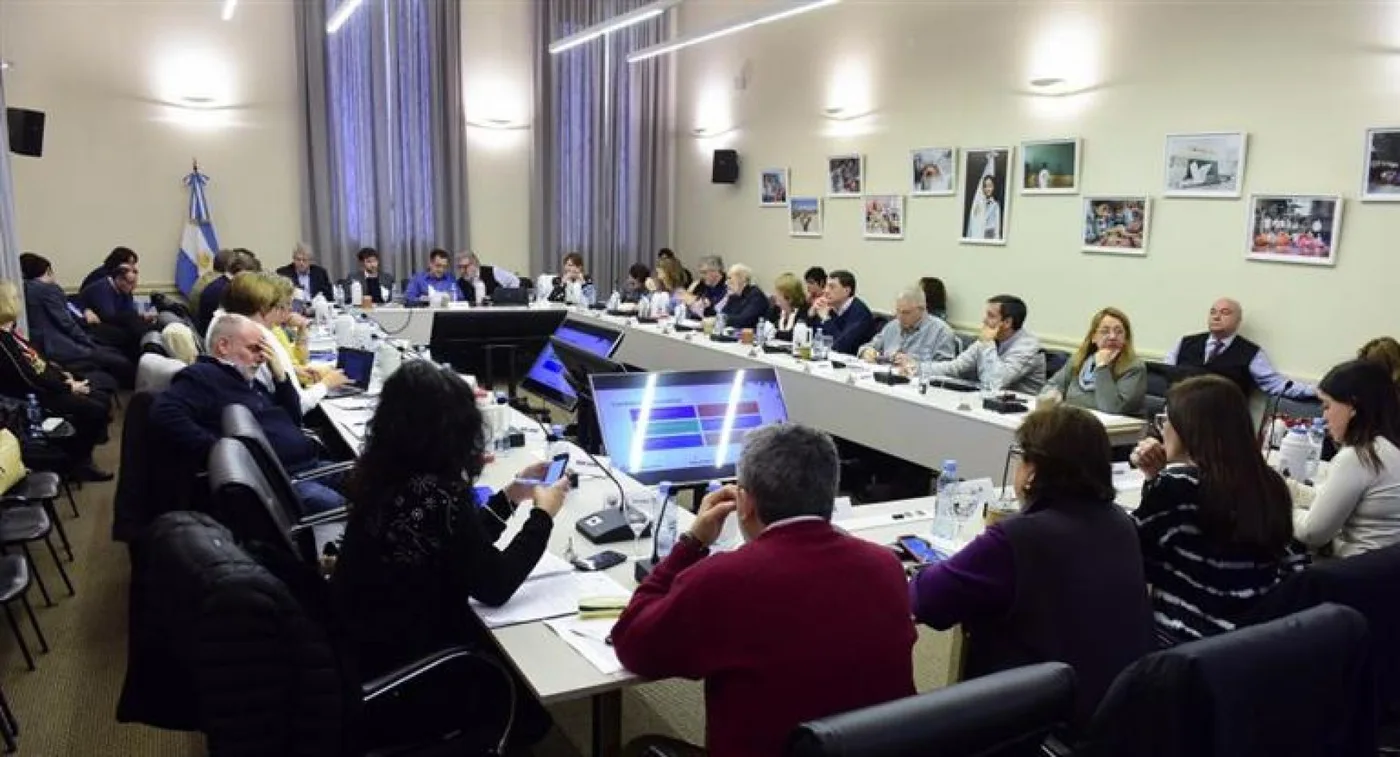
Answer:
[
  {"xmin": 896, "ymin": 534, "xmax": 946, "ymax": 565},
  {"xmin": 516, "ymin": 452, "xmax": 570, "ymax": 486},
  {"xmin": 572, "ymin": 550, "xmax": 626, "ymax": 572}
]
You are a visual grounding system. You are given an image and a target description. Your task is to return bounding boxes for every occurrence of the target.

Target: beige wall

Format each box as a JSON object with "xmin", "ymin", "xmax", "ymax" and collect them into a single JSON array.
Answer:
[
  {"xmin": 672, "ymin": 0, "xmax": 1400, "ymax": 379},
  {"xmin": 0, "ymin": 0, "xmax": 535, "ymax": 289}
]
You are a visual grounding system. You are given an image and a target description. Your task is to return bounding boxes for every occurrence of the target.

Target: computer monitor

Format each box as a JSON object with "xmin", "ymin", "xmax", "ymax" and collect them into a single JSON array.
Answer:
[
  {"xmin": 427, "ymin": 309, "xmax": 568, "ymax": 392},
  {"xmin": 521, "ymin": 321, "xmax": 625, "ymax": 411},
  {"xmin": 589, "ymin": 368, "xmax": 790, "ymax": 485}
]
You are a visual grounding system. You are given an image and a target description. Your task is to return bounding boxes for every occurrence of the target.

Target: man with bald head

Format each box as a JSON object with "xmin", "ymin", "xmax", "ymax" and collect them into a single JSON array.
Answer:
[{"xmin": 1165, "ymin": 298, "xmax": 1314, "ymax": 398}]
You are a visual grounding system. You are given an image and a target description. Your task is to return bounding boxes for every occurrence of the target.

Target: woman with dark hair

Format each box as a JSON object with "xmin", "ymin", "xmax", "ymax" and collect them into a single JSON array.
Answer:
[
  {"xmin": 332, "ymin": 360, "xmax": 568, "ymax": 746},
  {"xmin": 918, "ymin": 276, "xmax": 947, "ymax": 320},
  {"xmin": 911, "ymin": 405, "xmax": 1152, "ymax": 727},
  {"xmin": 79, "ymin": 245, "xmax": 139, "ymax": 292},
  {"xmin": 548, "ymin": 251, "xmax": 592, "ymax": 304},
  {"xmin": 622, "ymin": 262, "xmax": 651, "ymax": 304},
  {"xmin": 1293, "ymin": 359, "xmax": 1400, "ymax": 556},
  {"xmin": 1131, "ymin": 375, "xmax": 1307, "ymax": 646}
]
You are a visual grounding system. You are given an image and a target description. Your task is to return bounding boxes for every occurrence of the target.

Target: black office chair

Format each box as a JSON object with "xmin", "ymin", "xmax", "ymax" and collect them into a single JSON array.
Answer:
[
  {"xmin": 787, "ymin": 662, "xmax": 1075, "ymax": 757},
  {"xmin": 1142, "ymin": 361, "xmax": 1175, "ymax": 421},
  {"xmin": 206, "ymin": 438, "xmax": 342, "ymax": 566},
  {"xmin": 1043, "ymin": 349, "xmax": 1070, "ymax": 381},
  {"xmin": 138, "ymin": 331, "xmax": 169, "ymax": 358},
  {"xmin": 1278, "ymin": 395, "xmax": 1323, "ymax": 420},
  {"xmin": 220, "ymin": 403, "xmax": 354, "ymax": 519},
  {"xmin": 1081, "ymin": 603, "xmax": 1375, "ymax": 757}
]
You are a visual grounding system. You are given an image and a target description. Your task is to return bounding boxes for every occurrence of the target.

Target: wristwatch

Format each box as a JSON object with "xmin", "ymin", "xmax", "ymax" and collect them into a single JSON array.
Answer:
[{"xmin": 678, "ymin": 532, "xmax": 706, "ymax": 552}]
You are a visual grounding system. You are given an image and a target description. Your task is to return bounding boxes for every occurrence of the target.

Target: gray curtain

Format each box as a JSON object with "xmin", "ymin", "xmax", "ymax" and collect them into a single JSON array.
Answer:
[
  {"xmin": 0, "ymin": 66, "xmax": 26, "ymax": 332},
  {"xmin": 530, "ymin": 0, "xmax": 673, "ymax": 295},
  {"xmin": 295, "ymin": 0, "xmax": 469, "ymax": 282}
]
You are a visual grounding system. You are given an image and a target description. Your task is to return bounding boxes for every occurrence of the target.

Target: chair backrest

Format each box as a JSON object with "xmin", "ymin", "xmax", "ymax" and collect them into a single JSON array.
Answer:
[
  {"xmin": 788, "ymin": 662, "xmax": 1075, "ymax": 757},
  {"xmin": 1143, "ymin": 361, "xmax": 1176, "ymax": 420},
  {"xmin": 1043, "ymin": 349, "xmax": 1071, "ymax": 381},
  {"xmin": 206, "ymin": 437, "xmax": 301, "ymax": 560},
  {"xmin": 1085, "ymin": 603, "xmax": 1374, "ymax": 757},
  {"xmin": 112, "ymin": 391, "xmax": 162, "ymax": 542},
  {"xmin": 220, "ymin": 403, "xmax": 307, "ymax": 519},
  {"xmin": 139, "ymin": 330, "xmax": 169, "ymax": 357},
  {"xmin": 134, "ymin": 353, "xmax": 184, "ymax": 394},
  {"xmin": 1278, "ymin": 395, "xmax": 1324, "ymax": 420}
]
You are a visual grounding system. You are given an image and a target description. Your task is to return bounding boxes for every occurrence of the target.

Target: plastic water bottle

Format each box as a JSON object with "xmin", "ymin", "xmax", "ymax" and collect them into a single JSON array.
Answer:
[
  {"xmin": 1307, "ymin": 418, "xmax": 1327, "ymax": 480},
  {"xmin": 473, "ymin": 279, "xmax": 487, "ymax": 306},
  {"xmin": 332, "ymin": 283, "xmax": 344, "ymax": 305},
  {"xmin": 655, "ymin": 481, "xmax": 678, "ymax": 559},
  {"xmin": 637, "ymin": 294, "xmax": 651, "ymax": 319},
  {"xmin": 934, "ymin": 460, "xmax": 958, "ymax": 520},
  {"xmin": 674, "ymin": 301, "xmax": 687, "ymax": 322},
  {"xmin": 606, "ymin": 290, "xmax": 621, "ymax": 311},
  {"xmin": 385, "ymin": 281, "xmax": 395, "ymax": 303},
  {"xmin": 25, "ymin": 394, "xmax": 43, "ymax": 439},
  {"xmin": 582, "ymin": 282, "xmax": 597, "ymax": 306},
  {"xmin": 349, "ymin": 280, "xmax": 363, "ymax": 306},
  {"xmin": 1277, "ymin": 425, "xmax": 1312, "ymax": 481},
  {"xmin": 792, "ymin": 321, "xmax": 811, "ymax": 347},
  {"xmin": 714, "ymin": 312, "xmax": 728, "ymax": 335}
]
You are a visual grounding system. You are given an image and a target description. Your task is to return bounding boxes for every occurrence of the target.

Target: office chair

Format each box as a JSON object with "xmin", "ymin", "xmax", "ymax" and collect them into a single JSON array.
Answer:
[
  {"xmin": 787, "ymin": 662, "xmax": 1075, "ymax": 757},
  {"xmin": 205, "ymin": 438, "xmax": 343, "ymax": 566},
  {"xmin": 220, "ymin": 403, "xmax": 354, "ymax": 517}
]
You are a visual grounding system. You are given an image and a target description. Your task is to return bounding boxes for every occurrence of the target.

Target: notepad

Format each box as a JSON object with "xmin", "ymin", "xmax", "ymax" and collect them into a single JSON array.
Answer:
[
  {"xmin": 544, "ymin": 616, "xmax": 623, "ymax": 675},
  {"xmin": 472, "ymin": 572, "xmax": 630, "ymax": 629}
]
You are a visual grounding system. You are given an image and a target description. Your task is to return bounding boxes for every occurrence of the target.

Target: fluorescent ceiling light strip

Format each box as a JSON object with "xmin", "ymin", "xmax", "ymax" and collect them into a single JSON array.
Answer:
[
  {"xmin": 221, "ymin": 0, "xmax": 238, "ymax": 21},
  {"xmin": 549, "ymin": 0, "xmax": 682, "ymax": 55},
  {"xmin": 627, "ymin": 0, "xmax": 839, "ymax": 64},
  {"xmin": 326, "ymin": 0, "xmax": 366, "ymax": 34}
]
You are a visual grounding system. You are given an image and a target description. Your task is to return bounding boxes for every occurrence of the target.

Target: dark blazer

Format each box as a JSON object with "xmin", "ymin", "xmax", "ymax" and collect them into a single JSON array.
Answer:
[
  {"xmin": 197, "ymin": 276, "xmax": 230, "ymax": 334},
  {"xmin": 23, "ymin": 278, "xmax": 95, "ymax": 364},
  {"xmin": 719, "ymin": 284, "xmax": 768, "ymax": 330},
  {"xmin": 276, "ymin": 263, "xmax": 334, "ymax": 301},
  {"xmin": 815, "ymin": 296, "xmax": 876, "ymax": 355}
]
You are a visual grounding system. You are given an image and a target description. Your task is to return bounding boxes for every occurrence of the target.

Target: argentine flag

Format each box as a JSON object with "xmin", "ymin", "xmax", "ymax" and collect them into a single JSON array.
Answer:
[{"xmin": 176, "ymin": 163, "xmax": 220, "ymax": 297}]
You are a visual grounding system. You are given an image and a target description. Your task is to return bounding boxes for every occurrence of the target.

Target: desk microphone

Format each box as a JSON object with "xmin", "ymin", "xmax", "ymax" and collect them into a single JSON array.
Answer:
[
  {"xmin": 573, "ymin": 443, "xmax": 645, "ymax": 544},
  {"xmin": 1257, "ymin": 380, "xmax": 1294, "ymax": 448}
]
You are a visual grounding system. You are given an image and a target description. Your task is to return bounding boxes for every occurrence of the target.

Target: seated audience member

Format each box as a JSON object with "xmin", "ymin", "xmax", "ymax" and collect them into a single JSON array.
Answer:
[
  {"xmin": 810, "ymin": 269, "xmax": 875, "ymax": 355},
  {"xmin": 454, "ymin": 249, "xmax": 520, "ymax": 303},
  {"xmin": 214, "ymin": 272, "xmax": 348, "ymax": 413},
  {"xmin": 149, "ymin": 313, "xmax": 344, "ymax": 513},
  {"xmin": 345, "ymin": 247, "xmax": 395, "ymax": 304},
  {"xmin": 611, "ymin": 423, "xmax": 915, "ymax": 757},
  {"xmin": 1358, "ymin": 336, "xmax": 1400, "ymax": 389},
  {"xmin": 403, "ymin": 248, "xmax": 458, "ymax": 303},
  {"xmin": 1131, "ymin": 375, "xmax": 1308, "ymax": 646},
  {"xmin": 648, "ymin": 256, "xmax": 687, "ymax": 299},
  {"xmin": 912, "ymin": 405, "xmax": 1153, "ymax": 727},
  {"xmin": 0, "ymin": 281, "xmax": 113, "ymax": 481},
  {"xmin": 333, "ymin": 360, "xmax": 568, "ymax": 748},
  {"xmin": 1045, "ymin": 307, "xmax": 1147, "ymax": 416},
  {"xmin": 919, "ymin": 275, "xmax": 948, "ymax": 320},
  {"xmin": 547, "ymin": 252, "xmax": 592, "ymax": 304},
  {"xmin": 860, "ymin": 288, "xmax": 956, "ymax": 367},
  {"xmin": 275, "ymin": 242, "xmax": 333, "ymax": 301},
  {"xmin": 802, "ymin": 266, "xmax": 827, "ymax": 313},
  {"xmin": 717, "ymin": 264, "xmax": 767, "ymax": 330},
  {"xmin": 198, "ymin": 248, "xmax": 260, "ymax": 333},
  {"xmin": 1292, "ymin": 360, "xmax": 1400, "ymax": 557},
  {"xmin": 79, "ymin": 263, "xmax": 158, "ymax": 358},
  {"xmin": 767, "ymin": 272, "xmax": 808, "ymax": 340},
  {"xmin": 187, "ymin": 248, "xmax": 232, "ymax": 313},
  {"xmin": 162, "ymin": 322, "xmax": 199, "ymax": 365},
  {"xmin": 20, "ymin": 253, "xmax": 135, "ymax": 388},
  {"xmin": 657, "ymin": 247, "xmax": 692, "ymax": 288},
  {"xmin": 922, "ymin": 294, "xmax": 1046, "ymax": 395},
  {"xmin": 1165, "ymin": 298, "xmax": 1314, "ymax": 400},
  {"xmin": 80, "ymin": 246, "xmax": 138, "ymax": 293},
  {"xmin": 621, "ymin": 263, "xmax": 651, "ymax": 304},
  {"xmin": 684, "ymin": 256, "xmax": 727, "ymax": 316}
]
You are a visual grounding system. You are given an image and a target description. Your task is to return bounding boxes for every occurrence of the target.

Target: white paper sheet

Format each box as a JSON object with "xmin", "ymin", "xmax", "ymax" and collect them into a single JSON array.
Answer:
[
  {"xmin": 527, "ymin": 552, "xmax": 575, "ymax": 582},
  {"xmin": 472, "ymin": 572, "xmax": 630, "ymax": 629},
  {"xmin": 544, "ymin": 616, "xmax": 624, "ymax": 675}
]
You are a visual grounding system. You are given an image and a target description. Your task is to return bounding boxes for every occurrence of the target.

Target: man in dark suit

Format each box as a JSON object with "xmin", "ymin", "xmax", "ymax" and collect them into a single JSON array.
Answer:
[
  {"xmin": 811, "ymin": 269, "xmax": 875, "ymax": 355},
  {"xmin": 20, "ymin": 253, "xmax": 135, "ymax": 387},
  {"xmin": 343, "ymin": 247, "xmax": 396, "ymax": 304},
  {"xmin": 1164, "ymin": 297, "xmax": 1314, "ymax": 400},
  {"xmin": 79, "ymin": 263, "xmax": 158, "ymax": 361},
  {"xmin": 276, "ymin": 243, "xmax": 333, "ymax": 301},
  {"xmin": 717, "ymin": 263, "xmax": 768, "ymax": 330}
]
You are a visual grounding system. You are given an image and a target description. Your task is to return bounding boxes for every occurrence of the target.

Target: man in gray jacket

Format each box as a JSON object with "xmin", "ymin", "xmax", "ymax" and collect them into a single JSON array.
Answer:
[
  {"xmin": 20, "ymin": 253, "xmax": 136, "ymax": 387},
  {"xmin": 343, "ymin": 247, "xmax": 396, "ymax": 304},
  {"xmin": 921, "ymin": 294, "xmax": 1045, "ymax": 395}
]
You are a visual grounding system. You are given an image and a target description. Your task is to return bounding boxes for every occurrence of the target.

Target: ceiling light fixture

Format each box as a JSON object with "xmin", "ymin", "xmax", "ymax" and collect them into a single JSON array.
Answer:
[
  {"xmin": 549, "ymin": 0, "xmax": 682, "ymax": 55},
  {"xmin": 326, "ymin": 0, "xmax": 365, "ymax": 34},
  {"xmin": 221, "ymin": 0, "xmax": 238, "ymax": 21},
  {"xmin": 1029, "ymin": 77, "xmax": 1066, "ymax": 89},
  {"xmin": 627, "ymin": 0, "xmax": 840, "ymax": 64}
]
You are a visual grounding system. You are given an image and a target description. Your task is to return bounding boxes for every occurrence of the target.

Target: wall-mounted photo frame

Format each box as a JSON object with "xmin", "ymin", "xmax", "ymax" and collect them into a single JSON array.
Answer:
[
  {"xmin": 1021, "ymin": 138, "xmax": 1081, "ymax": 195},
  {"xmin": 959, "ymin": 147, "xmax": 1012, "ymax": 245},
  {"xmin": 827, "ymin": 154, "xmax": 864, "ymax": 198},
  {"xmin": 1246, "ymin": 194, "xmax": 1341, "ymax": 267},
  {"xmin": 789, "ymin": 196, "xmax": 823, "ymax": 237},
  {"xmin": 863, "ymin": 195, "xmax": 905, "ymax": 240},
  {"xmin": 760, "ymin": 168, "xmax": 789, "ymax": 207},
  {"xmin": 1163, "ymin": 131, "xmax": 1248, "ymax": 198},
  {"xmin": 910, "ymin": 147, "xmax": 956, "ymax": 196},
  {"xmin": 1362, "ymin": 127, "xmax": 1400, "ymax": 202},
  {"xmin": 1082, "ymin": 196, "xmax": 1150, "ymax": 256}
]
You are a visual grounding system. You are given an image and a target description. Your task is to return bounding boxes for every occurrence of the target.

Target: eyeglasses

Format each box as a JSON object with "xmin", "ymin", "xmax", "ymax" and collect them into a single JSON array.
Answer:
[{"xmin": 1095, "ymin": 327, "xmax": 1126, "ymax": 337}]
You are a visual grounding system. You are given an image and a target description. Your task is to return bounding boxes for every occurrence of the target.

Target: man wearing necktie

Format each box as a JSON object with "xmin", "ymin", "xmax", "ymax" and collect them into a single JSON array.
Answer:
[{"xmin": 1165, "ymin": 298, "xmax": 1315, "ymax": 400}]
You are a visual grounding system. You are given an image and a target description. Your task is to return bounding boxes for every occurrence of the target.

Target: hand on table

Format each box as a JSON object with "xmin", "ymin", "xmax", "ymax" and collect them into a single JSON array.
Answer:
[
  {"xmin": 859, "ymin": 348, "xmax": 879, "ymax": 362},
  {"xmin": 1130, "ymin": 437, "xmax": 1167, "ymax": 479},
  {"xmin": 318, "ymin": 368, "xmax": 350, "ymax": 390},
  {"xmin": 688, "ymin": 484, "xmax": 739, "ymax": 546}
]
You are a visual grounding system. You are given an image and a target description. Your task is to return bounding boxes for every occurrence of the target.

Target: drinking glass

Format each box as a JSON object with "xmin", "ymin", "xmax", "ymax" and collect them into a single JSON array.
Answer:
[{"xmin": 624, "ymin": 503, "xmax": 652, "ymax": 558}]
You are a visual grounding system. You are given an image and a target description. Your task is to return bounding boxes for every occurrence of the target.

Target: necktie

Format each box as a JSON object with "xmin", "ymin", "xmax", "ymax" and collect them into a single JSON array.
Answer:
[{"xmin": 1207, "ymin": 339, "xmax": 1223, "ymax": 363}]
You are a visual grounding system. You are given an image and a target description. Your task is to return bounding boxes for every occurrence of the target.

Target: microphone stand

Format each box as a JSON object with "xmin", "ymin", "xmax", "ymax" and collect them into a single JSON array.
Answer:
[{"xmin": 634, "ymin": 483, "xmax": 671, "ymax": 582}]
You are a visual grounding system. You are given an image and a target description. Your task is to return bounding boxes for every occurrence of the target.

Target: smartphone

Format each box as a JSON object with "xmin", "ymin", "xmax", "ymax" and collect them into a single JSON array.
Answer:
[
  {"xmin": 897, "ymin": 534, "xmax": 945, "ymax": 565},
  {"xmin": 517, "ymin": 453, "xmax": 570, "ymax": 486},
  {"xmin": 572, "ymin": 550, "xmax": 626, "ymax": 572}
]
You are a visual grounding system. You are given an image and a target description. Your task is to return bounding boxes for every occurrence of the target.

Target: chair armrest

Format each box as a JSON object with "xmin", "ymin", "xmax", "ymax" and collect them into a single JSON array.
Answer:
[
  {"xmin": 288, "ymin": 506, "xmax": 349, "ymax": 534},
  {"xmin": 362, "ymin": 646, "xmax": 516, "ymax": 757},
  {"xmin": 289, "ymin": 459, "xmax": 356, "ymax": 484}
]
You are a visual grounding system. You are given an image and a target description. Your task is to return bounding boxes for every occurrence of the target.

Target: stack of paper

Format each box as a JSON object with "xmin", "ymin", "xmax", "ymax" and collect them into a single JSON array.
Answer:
[
  {"xmin": 544, "ymin": 616, "xmax": 623, "ymax": 675},
  {"xmin": 472, "ymin": 571, "xmax": 630, "ymax": 630}
]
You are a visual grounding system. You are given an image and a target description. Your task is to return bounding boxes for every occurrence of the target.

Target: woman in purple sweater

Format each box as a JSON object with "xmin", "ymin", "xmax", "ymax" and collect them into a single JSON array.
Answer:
[{"xmin": 910, "ymin": 405, "xmax": 1154, "ymax": 729}]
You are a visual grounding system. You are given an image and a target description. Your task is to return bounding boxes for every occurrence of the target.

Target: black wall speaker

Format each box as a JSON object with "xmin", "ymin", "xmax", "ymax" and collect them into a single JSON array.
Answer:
[
  {"xmin": 711, "ymin": 149, "xmax": 738, "ymax": 184},
  {"xmin": 6, "ymin": 108, "xmax": 45, "ymax": 157}
]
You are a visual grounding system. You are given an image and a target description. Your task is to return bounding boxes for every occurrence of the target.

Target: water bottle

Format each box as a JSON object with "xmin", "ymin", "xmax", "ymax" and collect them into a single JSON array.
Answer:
[
  {"xmin": 714, "ymin": 312, "xmax": 728, "ymax": 335},
  {"xmin": 1306, "ymin": 418, "xmax": 1327, "ymax": 480},
  {"xmin": 492, "ymin": 393, "xmax": 511, "ymax": 452},
  {"xmin": 792, "ymin": 321, "xmax": 811, "ymax": 347},
  {"xmin": 674, "ymin": 301, "xmax": 687, "ymax": 322},
  {"xmin": 655, "ymin": 481, "xmax": 679, "ymax": 558},
  {"xmin": 349, "ymin": 280, "xmax": 363, "ymax": 306},
  {"xmin": 637, "ymin": 294, "xmax": 651, "ymax": 319},
  {"xmin": 1277, "ymin": 425, "xmax": 1312, "ymax": 481},
  {"xmin": 582, "ymin": 282, "xmax": 597, "ymax": 306},
  {"xmin": 473, "ymin": 279, "xmax": 487, "ymax": 306},
  {"xmin": 934, "ymin": 460, "xmax": 958, "ymax": 520},
  {"xmin": 25, "ymin": 394, "xmax": 43, "ymax": 439},
  {"xmin": 606, "ymin": 290, "xmax": 621, "ymax": 311},
  {"xmin": 332, "ymin": 283, "xmax": 344, "ymax": 305},
  {"xmin": 385, "ymin": 281, "xmax": 395, "ymax": 303}
]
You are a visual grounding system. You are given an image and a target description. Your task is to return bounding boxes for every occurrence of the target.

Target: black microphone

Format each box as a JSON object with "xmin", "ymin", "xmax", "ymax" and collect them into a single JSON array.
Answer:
[{"xmin": 1257, "ymin": 380, "xmax": 1294, "ymax": 448}]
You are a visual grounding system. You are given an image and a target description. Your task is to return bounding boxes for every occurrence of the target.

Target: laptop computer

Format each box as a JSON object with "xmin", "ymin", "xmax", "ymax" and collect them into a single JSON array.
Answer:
[{"xmin": 328, "ymin": 348, "xmax": 374, "ymax": 398}]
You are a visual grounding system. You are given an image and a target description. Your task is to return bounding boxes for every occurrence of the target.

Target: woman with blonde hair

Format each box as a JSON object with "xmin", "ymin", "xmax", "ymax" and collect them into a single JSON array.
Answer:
[
  {"xmin": 766, "ymin": 272, "xmax": 808, "ymax": 341},
  {"xmin": 1358, "ymin": 337, "xmax": 1400, "ymax": 388},
  {"xmin": 1044, "ymin": 307, "xmax": 1146, "ymax": 415}
]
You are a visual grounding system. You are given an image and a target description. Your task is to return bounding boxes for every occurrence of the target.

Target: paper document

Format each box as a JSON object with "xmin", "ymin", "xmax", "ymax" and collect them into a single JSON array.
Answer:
[
  {"xmin": 40, "ymin": 417, "xmax": 64, "ymax": 433},
  {"xmin": 472, "ymin": 571, "xmax": 630, "ymax": 629},
  {"xmin": 544, "ymin": 616, "xmax": 624, "ymax": 675},
  {"xmin": 1111, "ymin": 464, "xmax": 1146, "ymax": 493},
  {"xmin": 527, "ymin": 552, "xmax": 575, "ymax": 582}
]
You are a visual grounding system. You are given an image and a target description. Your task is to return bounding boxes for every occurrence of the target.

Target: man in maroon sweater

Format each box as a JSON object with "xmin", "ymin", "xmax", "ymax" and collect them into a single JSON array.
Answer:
[{"xmin": 611, "ymin": 423, "xmax": 916, "ymax": 757}]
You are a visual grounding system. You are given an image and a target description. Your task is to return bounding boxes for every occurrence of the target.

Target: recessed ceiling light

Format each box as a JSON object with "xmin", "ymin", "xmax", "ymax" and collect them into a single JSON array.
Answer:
[
  {"xmin": 179, "ymin": 95, "xmax": 217, "ymax": 106},
  {"xmin": 1029, "ymin": 77, "xmax": 1066, "ymax": 88}
]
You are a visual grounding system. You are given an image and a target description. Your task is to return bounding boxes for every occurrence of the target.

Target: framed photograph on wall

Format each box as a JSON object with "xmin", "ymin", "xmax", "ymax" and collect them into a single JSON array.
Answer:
[
  {"xmin": 1082, "ymin": 196, "xmax": 1150, "ymax": 256},
  {"xmin": 959, "ymin": 147, "xmax": 1013, "ymax": 245},
  {"xmin": 1163, "ymin": 131, "xmax": 1248, "ymax": 198},
  {"xmin": 1361, "ymin": 127, "xmax": 1400, "ymax": 201},
  {"xmin": 1246, "ymin": 194, "xmax": 1341, "ymax": 267},
  {"xmin": 789, "ymin": 197, "xmax": 823, "ymax": 237},
  {"xmin": 1021, "ymin": 138, "xmax": 1081, "ymax": 194},
  {"xmin": 760, "ymin": 168, "xmax": 789, "ymax": 207},
  {"xmin": 862, "ymin": 195, "xmax": 905, "ymax": 240},
  {"xmin": 910, "ymin": 148, "xmax": 956, "ymax": 196},
  {"xmin": 827, "ymin": 154, "xmax": 864, "ymax": 198}
]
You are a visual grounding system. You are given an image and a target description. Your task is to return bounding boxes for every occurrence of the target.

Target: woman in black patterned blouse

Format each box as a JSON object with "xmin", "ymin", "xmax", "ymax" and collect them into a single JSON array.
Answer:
[{"xmin": 332, "ymin": 360, "xmax": 569, "ymax": 747}]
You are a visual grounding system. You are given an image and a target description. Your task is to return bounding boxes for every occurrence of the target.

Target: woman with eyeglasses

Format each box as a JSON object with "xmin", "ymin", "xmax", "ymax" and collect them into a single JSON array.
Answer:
[
  {"xmin": 1043, "ymin": 307, "xmax": 1146, "ymax": 415},
  {"xmin": 1130, "ymin": 375, "xmax": 1307, "ymax": 647},
  {"xmin": 910, "ymin": 405, "xmax": 1152, "ymax": 728},
  {"xmin": 1291, "ymin": 360, "xmax": 1400, "ymax": 557}
]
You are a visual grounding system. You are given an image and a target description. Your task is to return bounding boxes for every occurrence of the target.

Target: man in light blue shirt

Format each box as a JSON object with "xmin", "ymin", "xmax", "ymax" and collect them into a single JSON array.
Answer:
[
  {"xmin": 1164, "ymin": 298, "xmax": 1314, "ymax": 399},
  {"xmin": 403, "ymin": 248, "xmax": 458, "ymax": 303},
  {"xmin": 859, "ymin": 289, "xmax": 957, "ymax": 367},
  {"xmin": 921, "ymin": 294, "xmax": 1046, "ymax": 394}
]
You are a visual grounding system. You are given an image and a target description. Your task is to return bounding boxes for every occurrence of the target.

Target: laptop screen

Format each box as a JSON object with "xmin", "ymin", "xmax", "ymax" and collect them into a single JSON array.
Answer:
[
  {"xmin": 336, "ymin": 348, "xmax": 375, "ymax": 389},
  {"xmin": 522, "ymin": 320, "xmax": 624, "ymax": 411}
]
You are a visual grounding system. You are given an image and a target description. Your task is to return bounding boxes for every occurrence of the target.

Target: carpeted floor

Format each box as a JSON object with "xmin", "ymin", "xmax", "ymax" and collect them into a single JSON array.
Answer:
[{"xmin": 1, "ymin": 408, "xmax": 960, "ymax": 756}]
